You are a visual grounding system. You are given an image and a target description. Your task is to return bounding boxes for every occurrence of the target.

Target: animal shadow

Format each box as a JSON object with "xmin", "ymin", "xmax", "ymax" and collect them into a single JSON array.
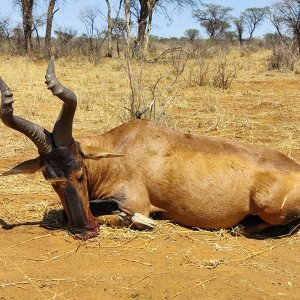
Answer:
[
  {"xmin": 234, "ymin": 215, "xmax": 300, "ymax": 239},
  {"xmin": 0, "ymin": 209, "xmax": 67, "ymax": 232},
  {"xmin": 1, "ymin": 209, "xmax": 299, "ymax": 239},
  {"xmin": 0, "ymin": 201, "xmax": 120, "ymax": 232}
]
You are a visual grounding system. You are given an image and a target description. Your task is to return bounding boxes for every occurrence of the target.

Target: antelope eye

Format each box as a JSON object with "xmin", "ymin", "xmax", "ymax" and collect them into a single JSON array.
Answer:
[{"xmin": 76, "ymin": 168, "xmax": 84, "ymax": 181}]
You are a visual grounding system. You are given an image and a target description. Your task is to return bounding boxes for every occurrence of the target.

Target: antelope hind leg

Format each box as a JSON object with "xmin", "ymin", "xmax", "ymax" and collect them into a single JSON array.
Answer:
[{"xmin": 232, "ymin": 220, "xmax": 275, "ymax": 236}]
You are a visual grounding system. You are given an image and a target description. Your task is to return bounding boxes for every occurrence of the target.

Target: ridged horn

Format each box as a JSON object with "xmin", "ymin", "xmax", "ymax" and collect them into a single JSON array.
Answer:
[
  {"xmin": 45, "ymin": 56, "xmax": 77, "ymax": 148},
  {"xmin": 0, "ymin": 77, "xmax": 52, "ymax": 154}
]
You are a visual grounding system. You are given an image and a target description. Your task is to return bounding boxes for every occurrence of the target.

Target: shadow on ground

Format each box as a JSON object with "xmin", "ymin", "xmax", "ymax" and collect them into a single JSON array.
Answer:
[{"xmin": 1, "ymin": 208, "xmax": 298, "ymax": 240}]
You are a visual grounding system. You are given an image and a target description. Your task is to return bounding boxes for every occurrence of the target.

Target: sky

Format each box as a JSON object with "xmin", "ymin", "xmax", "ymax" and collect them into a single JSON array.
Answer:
[{"xmin": 0, "ymin": 0, "xmax": 275, "ymax": 38}]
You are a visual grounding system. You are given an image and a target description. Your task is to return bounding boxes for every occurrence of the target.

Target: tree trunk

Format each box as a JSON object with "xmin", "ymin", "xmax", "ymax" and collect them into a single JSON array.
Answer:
[
  {"xmin": 135, "ymin": 0, "xmax": 148, "ymax": 55},
  {"xmin": 33, "ymin": 24, "xmax": 40, "ymax": 48},
  {"xmin": 45, "ymin": 0, "xmax": 57, "ymax": 58},
  {"xmin": 236, "ymin": 23, "xmax": 243, "ymax": 45},
  {"xmin": 124, "ymin": 0, "xmax": 131, "ymax": 44},
  {"xmin": 134, "ymin": 0, "xmax": 158, "ymax": 57},
  {"xmin": 116, "ymin": 38, "xmax": 120, "ymax": 56},
  {"xmin": 105, "ymin": 0, "xmax": 113, "ymax": 57},
  {"xmin": 238, "ymin": 32, "xmax": 243, "ymax": 45},
  {"xmin": 296, "ymin": 31, "xmax": 300, "ymax": 54},
  {"xmin": 249, "ymin": 30, "xmax": 254, "ymax": 41},
  {"xmin": 21, "ymin": 0, "xmax": 34, "ymax": 54},
  {"xmin": 144, "ymin": 8, "xmax": 153, "ymax": 52}
]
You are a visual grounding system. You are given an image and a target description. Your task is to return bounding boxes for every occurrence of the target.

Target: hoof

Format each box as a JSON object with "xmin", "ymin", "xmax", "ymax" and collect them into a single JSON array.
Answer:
[
  {"xmin": 131, "ymin": 213, "xmax": 156, "ymax": 229},
  {"xmin": 72, "ymin": 227, "xmax": 99, "ymax": 240},
  {"xmin": 230, "ymin": 224, "xmax": 246, "ymax": 236}
]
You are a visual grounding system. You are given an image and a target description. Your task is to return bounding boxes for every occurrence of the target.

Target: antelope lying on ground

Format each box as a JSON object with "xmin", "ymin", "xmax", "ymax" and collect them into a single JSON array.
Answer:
[{"xmin": 0, "ymin": 58, "xmax": 299, "ymax": 240}]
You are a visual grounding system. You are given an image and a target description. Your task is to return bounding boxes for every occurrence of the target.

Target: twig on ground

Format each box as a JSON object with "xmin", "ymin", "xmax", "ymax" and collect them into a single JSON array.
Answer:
[
  {"xmin": 48, "ymin": 250, "xmax": 75, "ymax": 261},
  {"xmin": 0, "ymin": 249, "xmax": 47, "ymax": 299},
  {"xmin": 167, "ymin": 277, "xmax": 217, "ymax": 299},
  {"xmin": 7, "ymin": 234, "xmax": 51, "ymax": 249},
  {"xmin": 230, "ymin": 237, "xmax": 297, "ymax": 263},
  {"xmin": 121, "ymin": 257, "xmax": 152, "ymax": 266},
  {"xmin": 121, "ymin": 235, "xmax": 138, "ymax": 246},
  {"xmin": 47, "ymin": 283, "xmax": 78, "ymax": 300},
  {"xmin": 127, "ymin": 274, "xmax": 151, "ymax": 287},
  {"xmin": 0, "ymin": 280, "xmax": 30, "ymax": 289}
]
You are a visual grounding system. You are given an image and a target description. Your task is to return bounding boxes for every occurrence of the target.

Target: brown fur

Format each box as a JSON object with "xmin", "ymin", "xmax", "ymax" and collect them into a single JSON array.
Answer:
[
  {"xmin": 78, "ymin": 119, "xmax": 300, "ymax": 233},
  {"xmin": 2, "ymin": 57, "xmax": 299, "ymax": 239}
]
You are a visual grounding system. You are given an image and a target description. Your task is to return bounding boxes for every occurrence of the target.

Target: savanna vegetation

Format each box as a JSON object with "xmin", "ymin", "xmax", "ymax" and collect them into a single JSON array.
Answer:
[{"xmin": 0, "ymin": 1, "xmax": 300, "ymax": 299}]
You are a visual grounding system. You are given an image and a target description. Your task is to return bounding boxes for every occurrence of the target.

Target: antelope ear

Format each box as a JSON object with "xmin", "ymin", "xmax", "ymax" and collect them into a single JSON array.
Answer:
[
  {"xmin": 1, "ymin": 157, "xmax": 42, "ymax": 176},
  {"xmin": 79, "ymin": 145, "xmax": 125, "ymax": 160}
]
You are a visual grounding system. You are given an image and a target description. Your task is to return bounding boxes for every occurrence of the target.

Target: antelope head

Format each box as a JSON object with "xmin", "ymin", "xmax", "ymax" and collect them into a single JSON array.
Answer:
[{"xmin": 0, "ymin": 57, "xmax": 109, "ymax": 239}]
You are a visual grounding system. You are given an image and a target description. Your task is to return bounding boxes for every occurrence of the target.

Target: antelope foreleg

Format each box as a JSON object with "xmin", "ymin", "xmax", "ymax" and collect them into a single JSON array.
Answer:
[{"xmin": 95, "ymin": 212, "xmax": 156, "ymax": 229}]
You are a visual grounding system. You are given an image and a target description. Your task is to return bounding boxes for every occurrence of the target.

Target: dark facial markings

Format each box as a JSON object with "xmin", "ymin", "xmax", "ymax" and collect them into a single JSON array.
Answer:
[
  {"xmin": 40, "ymin": 142, "xmax": 94, "ymax": 235},
  {"xmin": 53, "ymin": 183, "xmax": 89, "ymax": 233},
  {"xmin": 40, "ymin": 142, "xmax": 83, "ymax": 181}
]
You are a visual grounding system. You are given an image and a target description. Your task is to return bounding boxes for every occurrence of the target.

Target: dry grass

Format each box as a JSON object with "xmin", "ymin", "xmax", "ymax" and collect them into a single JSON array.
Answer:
[
  {"xmin": 1, "ymin": 49, "xmax": 297, "ymax": 200},
  {"xmin": 0, "ymin": 48, "xmax": 300, "ymax": 299}
]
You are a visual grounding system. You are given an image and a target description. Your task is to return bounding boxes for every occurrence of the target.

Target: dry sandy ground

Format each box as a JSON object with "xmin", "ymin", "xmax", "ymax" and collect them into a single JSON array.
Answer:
[{"xmin": 0, "ymin": 51, "xmax": 300, "ymax": 299}]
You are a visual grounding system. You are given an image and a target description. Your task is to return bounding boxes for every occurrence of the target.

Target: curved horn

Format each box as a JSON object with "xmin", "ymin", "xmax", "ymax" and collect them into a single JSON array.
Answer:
[
  {"xmin": 0, "ymin": 77, "xmax": 52, "ymax": 154},
  {"xmin": 45, "ymin": 56, "xmax": 77, "ymax": 147}
]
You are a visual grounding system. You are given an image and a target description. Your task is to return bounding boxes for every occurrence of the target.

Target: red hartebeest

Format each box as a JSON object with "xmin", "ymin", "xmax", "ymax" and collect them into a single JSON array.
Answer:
[{"xmin": 0, "ymin": 58, "xmax": 299, "ymax": 240}]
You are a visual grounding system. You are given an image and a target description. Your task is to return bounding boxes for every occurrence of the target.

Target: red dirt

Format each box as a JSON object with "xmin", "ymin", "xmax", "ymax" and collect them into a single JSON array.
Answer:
[{"xmin": 1, "ymin": 63, "xmax": 300, "ymax": 300}]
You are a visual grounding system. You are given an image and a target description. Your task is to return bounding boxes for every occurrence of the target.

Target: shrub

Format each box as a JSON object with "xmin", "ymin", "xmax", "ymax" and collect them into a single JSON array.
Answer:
[{"xmin": 268, "ymin": 43, "xmax": 297, "ymax": 71}]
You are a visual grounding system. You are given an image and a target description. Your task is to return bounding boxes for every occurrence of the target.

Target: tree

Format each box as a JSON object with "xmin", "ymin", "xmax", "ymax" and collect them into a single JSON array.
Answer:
[
  {"xmin": 273, "ymin": 0, "xmax": 300, "ymax": 52},
  {"xmin": 133, "ymin": 0, "xmax": 158, "ymax": 55},
  {"xmin": 32, "ymin": 13, "xmax": 46, "ymax": 49},
  {"xmin": 54, "ymin": 27, "xmax": 77, "ymax": 56},
  {"xmin": 132, "ymin": 0, "xmax": 199, "ymax": 56},
  {"xmin": 184, "ymin": 28, "xmax": 199, "ymax": 41},
  {"xmin": 242, "ymin": 7, "xmax": 269, "ymax": 40},
  {"xmin": 124, "ymin": 0, "xmax": 131, "ymax": 44},
  {"xmin": 193, "ymin": 2, "xmax": 233, "ymax": 40},
  {"xmin": 79, "ymin": 6, "xmax": 99, "ymax": 52},
  {"xmin": 0, "ymin": 17, "xmax": 13, "ymax": 45},
  {"xmin": 112, "ymin": 18, "xmax": 127, "ymax": 55},
  {"xmin": 14, "ymin": 0, "xmax": 35, "ymax": 54},
  {"xmin": 105, "ymin": 0, "xmax": 113, "ymax": 57},
  {"xmin": 45, "ymin": 0, "xmax": 59, "ymax": 58},
  {"xmin": 233, "ymin": 17, "xmax": 244, "ymax": 45},
  {"xmin": 269, "ymin": 12, "xmax": 288, "ymax": 45},
  {"xmin": 104, "ymin": 0, "xmax": 123, "ymax": 57},
  {"xmin": 12, "ymin": 26, "xmax": 24, "ymax": 52},
  {"xmin": 15, "ymin": 0, "xmax": 59, "ymax": 55}
]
